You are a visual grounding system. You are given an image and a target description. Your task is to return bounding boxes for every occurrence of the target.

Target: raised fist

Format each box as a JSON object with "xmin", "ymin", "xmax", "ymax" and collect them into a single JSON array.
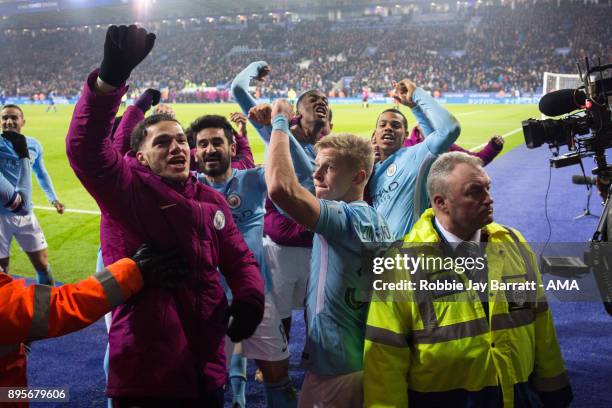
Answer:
[
  {"xmin": 271, "ymin": 99, "xmax": 294, "ymax": 121},
  {"xmin": 134, "ymin": 88, "xmax": 161, "ymax": 112},
  {"xmin": 490, "ymin": 135, "xmax": 504, "ymax": 151},
  {"xmin": 393, "ymin": 79, "xmax": 417, "ymax": 108},
  {"xmin": 99, "ymin": 25, "xmax": 156, "ymax": 87},
  {"xmin": 248, "ymin": 103, "xmax": 272, "ymax": 126}
]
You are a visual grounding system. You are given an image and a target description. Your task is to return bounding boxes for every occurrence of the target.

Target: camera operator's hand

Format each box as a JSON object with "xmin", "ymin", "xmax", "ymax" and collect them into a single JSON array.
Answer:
[
  {"xmin": 99, "ymin": 25, "xmax": 156, "ymax": 88},
  {"xmin": 131, "ymin": 243, "xmax": 190, "ymax": 289},
  {"xmin": 392, "ymin": 79, "xmax": 417, "ymax": 108},
  {"xmin": 3, "ymin": 131, "xmax": 29, "ymax": 159},
  {"xmin": 248, "ymin": 103, "xmax": 272, "ymax": 126}
]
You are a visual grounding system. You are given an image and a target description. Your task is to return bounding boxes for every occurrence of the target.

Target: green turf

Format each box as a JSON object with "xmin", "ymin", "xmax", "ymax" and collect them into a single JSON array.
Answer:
[{"xmin": 8, "ymin": 102, "xmax": 538, "ymax": 282}]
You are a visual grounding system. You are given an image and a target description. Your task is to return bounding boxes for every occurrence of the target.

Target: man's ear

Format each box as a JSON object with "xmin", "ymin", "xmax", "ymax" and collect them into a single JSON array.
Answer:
[
  {"xmin": 353, "ymin": 169, "xmax": 367, "ymax": 186},
  {"xmin": 136, "ymin": 151, "xmax": 148, "ymax": 167},
  {"xmin": 230, "ymin": 142, "xmax": 237, "ymax": 158},
  {"xmin": 432, "ymin": 194, "xmax": 448, "ymax": 214}
]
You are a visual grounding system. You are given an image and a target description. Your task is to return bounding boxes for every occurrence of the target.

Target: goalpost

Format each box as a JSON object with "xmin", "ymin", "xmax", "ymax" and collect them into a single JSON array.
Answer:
[{"xmin": 541, "ymin": 72, "xmax": 583, "ymax": 118}]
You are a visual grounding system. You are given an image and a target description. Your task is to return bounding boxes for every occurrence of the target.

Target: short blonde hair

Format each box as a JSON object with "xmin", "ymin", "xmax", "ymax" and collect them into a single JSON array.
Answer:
[
  {"xmin": 427, "ymin": 152, "xmax": 484, "ymax": 199},
  {"xmin": 315, "ymin": 133, "xmax": 374, "ymax": 179}
]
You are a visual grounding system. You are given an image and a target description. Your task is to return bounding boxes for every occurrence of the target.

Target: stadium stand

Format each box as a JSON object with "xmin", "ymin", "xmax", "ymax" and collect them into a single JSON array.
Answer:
[{"xmin": 0, "ymin": 1, "xmax": 609, "ymax": 101}]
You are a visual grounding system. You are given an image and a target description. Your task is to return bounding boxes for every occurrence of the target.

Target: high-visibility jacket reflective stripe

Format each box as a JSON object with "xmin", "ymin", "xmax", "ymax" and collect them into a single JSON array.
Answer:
[
  {"xmin": 0, "ymin": 258, "xmax": 143, "ymax": 389},
  {"xmin": 363, "ymin": 209, "xmax": 569, "ymax": 408}
]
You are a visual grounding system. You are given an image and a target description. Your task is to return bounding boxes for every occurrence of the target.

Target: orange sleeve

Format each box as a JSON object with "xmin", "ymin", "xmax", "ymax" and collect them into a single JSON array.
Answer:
[{"xmin": 0, "ymin": 258, "xmax": 143, "ymax": 344}]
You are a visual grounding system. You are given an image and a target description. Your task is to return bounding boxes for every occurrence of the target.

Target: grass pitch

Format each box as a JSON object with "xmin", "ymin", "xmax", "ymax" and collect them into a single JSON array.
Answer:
[{"xmin": 9, "ymin": 102, "xmax": 538, "ymax": 282}]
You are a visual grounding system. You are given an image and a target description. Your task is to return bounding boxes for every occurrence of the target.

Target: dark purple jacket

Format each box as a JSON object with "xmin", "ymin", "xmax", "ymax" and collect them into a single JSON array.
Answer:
[
  {"xmin": 263, "ymin": 197, "xmax": 313, "ymax": 247},
  {"xmin": 66, "ymin": 71, "xmax": 264, "ymax": 397}
]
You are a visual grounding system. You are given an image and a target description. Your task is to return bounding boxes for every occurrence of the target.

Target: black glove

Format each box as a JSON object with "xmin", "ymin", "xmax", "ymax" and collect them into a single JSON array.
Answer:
[
  {"xmin": 226, "ymin": 298, "xmax": 264, "ymax": 342},
  {"xmin": 3, "ymin": 131, "xmax": 29, "ymax": 159},
  {"xmin": 134, "ymin": 89, "xmax": 161, "ymax": 112},
  {"xmin": 131, "ymin": 243, "xmax": 190, "ymax": 289},
  {"xmin": 99, "ymin": 25, "xmax": 156, "ymax": 87}
]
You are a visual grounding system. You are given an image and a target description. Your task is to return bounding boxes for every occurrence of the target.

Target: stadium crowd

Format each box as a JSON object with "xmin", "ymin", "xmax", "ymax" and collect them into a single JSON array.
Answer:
[{"xmin": 0, "ymin": 2, "xmax": 610, "ymax": 101}]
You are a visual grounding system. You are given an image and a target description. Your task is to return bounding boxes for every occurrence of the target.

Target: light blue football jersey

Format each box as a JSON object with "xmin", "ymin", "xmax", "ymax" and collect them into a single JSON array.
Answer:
[
  {"xmin": 370, "ymin": 88, "xmax": 460, "ymax": 239},
  {"xmin": 303, "ymin": 199, "xmax": 392, "ymax": 376}
]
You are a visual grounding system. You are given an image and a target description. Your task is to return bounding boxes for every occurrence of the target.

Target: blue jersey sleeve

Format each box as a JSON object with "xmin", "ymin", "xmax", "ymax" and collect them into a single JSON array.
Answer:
[
  {"xmin": 314, "ymin": 199, "xmax": 352, "ymax": 238},
  {"xmin": 411, "ymin": 105, "xmax": 434, "ymax": 137},
  {"xmin": 410, "ymin": 88, "xmax": 461, "ymax": 155},
  {"xmin": 31, "ymin": 142, "xmax": 58, "ymax": 203},
  {"xmin": 0, "ymin": 158, "xmax": 31, "ymax": 215},
  {"xmin": 230, "ymin": 61, "xmax": 272, "ymax": 143},
  {"xmin": 285, "ymin": 133, "xmax": 315, "ymax": 193}
]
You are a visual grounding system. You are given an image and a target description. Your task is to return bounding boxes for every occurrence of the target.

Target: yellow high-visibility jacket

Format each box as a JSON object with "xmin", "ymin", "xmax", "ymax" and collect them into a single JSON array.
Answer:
[{"xmin": 364, "ymin": 209, "xmax": 571, "ymax": 407}]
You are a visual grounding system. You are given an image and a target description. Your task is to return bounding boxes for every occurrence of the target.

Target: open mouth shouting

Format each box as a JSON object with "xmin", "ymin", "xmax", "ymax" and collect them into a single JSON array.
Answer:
[
  {"xmin": 380, "ymin": 132, "xmax": 396, "ymax": 145},
  {"xmin": 314, "ymin": 104, "xmax": 328, "ymax": 118},
  {"xmin": 168, "ymin": 155, "xmax": 187, "ymax": 170}
]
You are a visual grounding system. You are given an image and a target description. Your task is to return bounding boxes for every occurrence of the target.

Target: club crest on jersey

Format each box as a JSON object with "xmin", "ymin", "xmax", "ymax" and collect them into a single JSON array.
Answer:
[
  {"xmin": 227, "ymin": 193, "xmax": 241, "ymax": 209},
  {"xmin": 386, "ymin": 163, "xmax": 397, "ymax": 177},
  {"xmin": 214, "ymin": 210, "xmax": 225, "ymax": 230}
]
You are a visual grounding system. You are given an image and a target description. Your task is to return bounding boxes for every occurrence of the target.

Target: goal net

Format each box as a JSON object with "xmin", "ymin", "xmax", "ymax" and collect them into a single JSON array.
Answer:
[{"xmin": 542, "ymin": 72, "xmax": 582, "ymax": 118}]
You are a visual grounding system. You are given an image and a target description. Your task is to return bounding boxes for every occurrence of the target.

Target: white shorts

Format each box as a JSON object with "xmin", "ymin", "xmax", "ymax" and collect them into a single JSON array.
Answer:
[
  {"xmin": 0, "ymin": 213, "xmax": 48, "ymax": 258},
  {"xmin": 239, "ymin": 294, "xmax": 290, "ymax": 362},
  {"xmin": 263, "ymin": 236, "xmax": 311, "ymax": 319},
  {"xmin": 298, "ymin": 370, "xmax": 363, "ymax": 408}
]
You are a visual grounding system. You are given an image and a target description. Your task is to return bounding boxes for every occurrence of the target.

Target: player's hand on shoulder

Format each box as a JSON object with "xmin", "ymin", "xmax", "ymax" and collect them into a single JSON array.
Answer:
[
  {"xmin": 248, "ymin": 103, "xmax": 272, "ymax": 126},
  {"xmin": 392, "ymin": 79, "xmax": 417, "ymax": 108},
  {"xmin": 271, "ymin": 99, "xmax": 294, "ymax": 120}
]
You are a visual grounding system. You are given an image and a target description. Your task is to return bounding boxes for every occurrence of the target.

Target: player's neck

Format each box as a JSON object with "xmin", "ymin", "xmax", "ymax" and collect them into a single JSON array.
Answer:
[
  {"xmin": 340, "ymin": 187, "xmax": 364, "ymax": 204},
  {"xmin": 206, "ymin": 167, "xmax": 233, "ymax": 184}
]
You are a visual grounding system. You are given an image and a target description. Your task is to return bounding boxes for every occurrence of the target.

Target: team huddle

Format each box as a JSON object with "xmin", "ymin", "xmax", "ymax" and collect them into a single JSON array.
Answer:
[{"xmin": 0, "ymin": 25, "xmax": 573, "ymax": 408}]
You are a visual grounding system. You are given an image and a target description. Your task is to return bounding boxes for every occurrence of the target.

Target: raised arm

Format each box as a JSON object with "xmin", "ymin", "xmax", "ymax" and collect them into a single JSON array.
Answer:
[
  {"xmin": 394, "ymin": 79, "xmax": 460, "ymax": 154},
  {"xmin": 112, "ymin": 89, "xmax": 160, "ymax": 156},
  {"xmin": 230, "ymin": 61, "xmax": 272, "ymax": 142},
  {"xmin": 265, "ymin": 100, "xmax": 320, "ymax": 230},
  {"xmin": 66, "ymin": 25, "xmax": 155, "ymax": 214},
  {"xmin": 230, "ymin": 111, "xmax": 255, "ymax": 169}
]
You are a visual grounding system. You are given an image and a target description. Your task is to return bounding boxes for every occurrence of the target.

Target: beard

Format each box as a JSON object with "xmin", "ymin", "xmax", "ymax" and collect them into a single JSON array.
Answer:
[{"xmin": 199, "ymin": 154, "xmax": 231, "ymax": 177}]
